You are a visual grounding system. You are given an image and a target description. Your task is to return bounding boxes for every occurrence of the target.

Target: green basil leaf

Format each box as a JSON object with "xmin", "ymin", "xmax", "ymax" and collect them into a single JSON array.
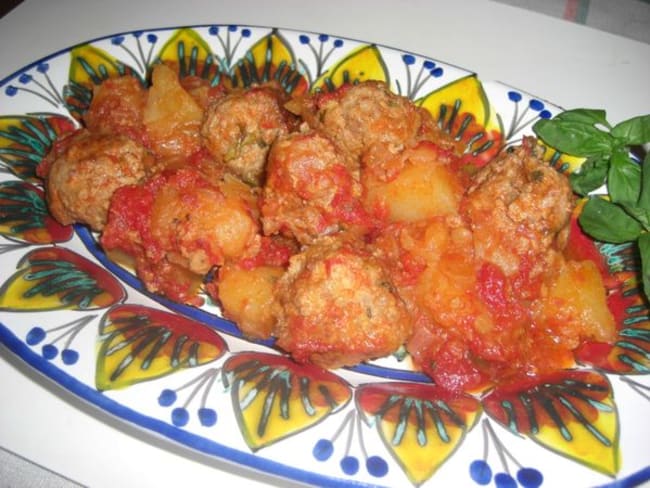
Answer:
[
  {"xmin": 553, "ymin": 108, "xmax": 610, "ymax": 128},
  {"xmin": 637, "ymin": 152, "xmax": 650, "ymax": 210},
  {"xmin": 637, "ymin": 232, "xmax": 650, "ymax": 303},
  {"xmin": 568, "ymin": 156, "xmax": 609, "ymax": 196},
  {"xmin": 533, "ymin": 119, "xmax": 614, "ymax": 157},
  {"xmin": 611, "ymin": 114, "xmax": 650, "ymax": 145},
  {"xmin": 578, "ymin": 197, "xmax": 643, "ymax": 243},
  {"xmin": 608, "ymin": 147, "xmax": 641, "ymax": 205},
  {"xmin": 621, "ymin": 204, "xmax": 650, "ymax": 231}
]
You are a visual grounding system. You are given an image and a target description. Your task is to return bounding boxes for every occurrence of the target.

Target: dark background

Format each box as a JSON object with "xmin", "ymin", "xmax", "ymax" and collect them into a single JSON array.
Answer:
[{"xmin": 1, "ymin": 0, "xmax": 23, "ymax": 18}]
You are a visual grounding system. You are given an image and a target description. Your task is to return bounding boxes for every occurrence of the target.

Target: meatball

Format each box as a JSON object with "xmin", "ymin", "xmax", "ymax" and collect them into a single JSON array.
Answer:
[
  {"xmin": 41, "ymin": 129, "xmax": 149, "ymax": 231},
  {"xmin": 461, "ymin": 137, "xmax": 574, "ymax": 283},
  {"xmin": 273, "ymin": 235, "xmax": 412, "ymax": 369},
  {"xmin": 101, "ymin": 167, "xmax": 261, "ymax": 304},
  {"xmin": 83, "ymin": 75, "xmax": 147, "ymax": 144},
  {"xmin": 201, "ymin": 84, "xmax": 293, "ymax": 185},
  {"xmin": 309, "ymin": 80, "xmax": 423, "ymax": 164},
  {"xmin": 261, "ymin": 130, "xmax": 371, "ymax": 244}
]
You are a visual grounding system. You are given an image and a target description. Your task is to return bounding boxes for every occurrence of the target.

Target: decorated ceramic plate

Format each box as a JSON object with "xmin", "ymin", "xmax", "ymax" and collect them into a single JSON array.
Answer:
[{"xmin": 0, "ymin": 25, "xmax": 649, "ymax": 488}]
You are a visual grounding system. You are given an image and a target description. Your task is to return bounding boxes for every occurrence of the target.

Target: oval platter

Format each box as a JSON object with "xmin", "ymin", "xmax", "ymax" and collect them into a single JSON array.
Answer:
[{"xmin": 0, "ymin": 24, "xmax": 649, "ymax": 488}]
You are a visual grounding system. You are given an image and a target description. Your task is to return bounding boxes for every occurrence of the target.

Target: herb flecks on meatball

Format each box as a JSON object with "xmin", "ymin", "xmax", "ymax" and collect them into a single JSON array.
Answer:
[{"xmin": 273, "ymin": 235, "xmax": 412, "ymax": 369}]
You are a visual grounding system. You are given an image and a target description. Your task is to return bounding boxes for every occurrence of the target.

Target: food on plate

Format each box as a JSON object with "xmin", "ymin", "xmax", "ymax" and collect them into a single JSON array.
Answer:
[
  {"xmin": 37, "ymin": 63, "xmax": 618, "ymax": 392},
  {"xmin": 296, "ymin": 80, "xmax": 423, "ymax": 165},
  {"xmin": 143, "ymin": 63, "xmax": 205, "ymax": 159},
  {"xmin": 215, "ymin": 261, "xmax": 285, "ymax": 340},
  {"xmin": 82, "ymin": 75, "xmax": 148, "ymax": 143},
  {"xmin": 201, "ymin": 84, "xmax": 297, "ymax": 185},
  {"xmin": 273, "ymin": 235, "xmax": 412, "ymax": 369},
  {"xmin": 261, "ymin": 130, "xmax": 369, "ymax": 244},
  {"xmin": 462, "ymin": 139, "xmax": 574, "ymax": 283},
  {"xmin": 362, "ymin": 141, "xmax": 463, "ymax": 223},
  {"xmin": 533, "ymin": 109, "xmax": 650, "ymax": 302},
  {"xmin": 373, "ymin": 142, "xmax": 615, "ymax": 391},
  {"xmin": 36, "ymin": 129, "xmax": 150, "ymax": 231},
  {"xmin": 101, "ymin": 167, "xmax": 260, "ymax": 305}
]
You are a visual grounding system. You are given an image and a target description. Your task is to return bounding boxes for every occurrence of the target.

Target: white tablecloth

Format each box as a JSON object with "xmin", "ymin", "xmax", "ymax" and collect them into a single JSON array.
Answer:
[{"xmin": 1, "ymin": 1, "xmax": 649, "ymax": 486}]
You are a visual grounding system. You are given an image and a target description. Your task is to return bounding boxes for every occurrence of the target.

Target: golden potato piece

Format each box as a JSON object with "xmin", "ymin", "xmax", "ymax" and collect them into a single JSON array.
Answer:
[
  {"xmin": 363, "ymin": 141, "xmax": 462, "ymax": 223},
  {"xmin": 143, "ymin": 63, "xmax": 204, "ymax": 158},
  {"xmin": 217, "ymin": 264, "xmax": 284, "ymax": 340}
]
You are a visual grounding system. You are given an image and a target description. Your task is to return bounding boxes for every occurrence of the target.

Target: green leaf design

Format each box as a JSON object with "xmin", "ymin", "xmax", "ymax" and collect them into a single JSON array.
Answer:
[
  {"xmin": 230, "ymin": 29, "xmax": 307, "ymax": 94},
  {"xmin": 356, "ymin": 382, "xmax": 481, "ymax": 485},
  {"xmin": 0, "ymin": 247, "xmax": 125, "ymax": 311},
  {"xmin": 96, "ymin": 304, "xmax": 227, "ymax": 390},
  {"xmin": 0, "ymin": 113, "xmax": 76, "ymax": 181},
  {"xmin": 0, "ymin": 180, "xmax": 73, "ymax": 244},
  {"xmin": 223, "ymin": 352, "xmax": 352, "ymax": 450},
  {"xmin": 482, "ymin": 371, "xmax": 620, "ymax": 476}
]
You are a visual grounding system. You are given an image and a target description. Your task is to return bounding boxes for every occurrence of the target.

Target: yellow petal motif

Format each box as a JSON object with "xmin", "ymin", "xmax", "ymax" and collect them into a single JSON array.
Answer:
[
  {"xmin": 534, "ymin": 406, "xmax": 619, "ymax": 476},
  {"xmin": 417, "ymin": 74, "xmax": 503, "ymax": 166},
  {"xmin": 356, "ymin": 382, "xmax": 482, "ymax": 486},
  {"xmin": 96, "ymin": 304, "xmax": 227, "ymax": 390},
  {"xmin": 0, "ymin": 181, "xmax": 73, "ymax": 244},
  {"xmin": 0, "ymin": 114, "xmax": 76, "ymax": 181},
  {"xmin": 154, "ymin": 27, "xmax": 217, "ymax": 79},
  {"xmin": 231, "ymin": 29, "xmax": 307, "ymax": 94},
  {"xmin": 68, "ymin": 44, "xmax": 132, "ymax": 86},
  {"xmin": 0, "ymin": 247, "xmax": 125, "ymax": 312},
  {"xmin": 482, "ymin": 370, "xmax": 620, "ymax": 477},
  {"xmin": 417, "ymin": 74, "xmax": 493, "ymax": 127},
  {"xmin": 312, "ymin": 44, "xmax": 389, "ymax": 93},
  {"xmin": 223, "ymin": 352, "xmax": 352, "ymax": 451}
]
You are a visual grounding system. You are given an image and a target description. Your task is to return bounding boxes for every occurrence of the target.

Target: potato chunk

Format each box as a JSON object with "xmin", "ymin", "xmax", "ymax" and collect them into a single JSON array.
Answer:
[
  {"xmin": 539, "ymin": 259, "xmax": 616, "ymax": 347},
  {"xmin": 217, "ymin": 264, "xmax": 284, "ymax": 340},
  {"xmin": 143, "ymin": 64, "xmax": 204, "ymax": 158},
  {"xmin": 363, "ymin": 141, "xmax": 462, "ymax": 222}
]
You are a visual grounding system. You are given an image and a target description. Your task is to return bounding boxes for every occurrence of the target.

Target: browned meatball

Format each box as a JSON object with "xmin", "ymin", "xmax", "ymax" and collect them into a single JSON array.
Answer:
[
  {"xmin": 261, "ymin": 130, "xmax": 371, "ymax": 244},
  {"xmin": 83, "ymin": 75, "xmax": 147, "ymax": 144},
  {"xmin": 42, "ymin": 129, "xmax": 149, "ymax": 231},
  {"xmin": 201, "ymin": 85, "xmax": 293, "ymax": 185},
  {"xmin": 273, "ymin": 235, "xmax": 412, "ymax": 369},
  {"xmin": 461, "ymin": 137, "xmax": 575, "ymax": 282},
  {"xmin": 309, "ymin": 81, "xmax": 423, "ymax": 164}
]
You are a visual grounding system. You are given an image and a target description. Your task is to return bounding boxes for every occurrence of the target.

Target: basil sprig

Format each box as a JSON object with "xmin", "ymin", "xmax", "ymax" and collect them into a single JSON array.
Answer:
[{"xmin": 533, "ymin": 109, "xmax": 650, "ymax": 299}]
